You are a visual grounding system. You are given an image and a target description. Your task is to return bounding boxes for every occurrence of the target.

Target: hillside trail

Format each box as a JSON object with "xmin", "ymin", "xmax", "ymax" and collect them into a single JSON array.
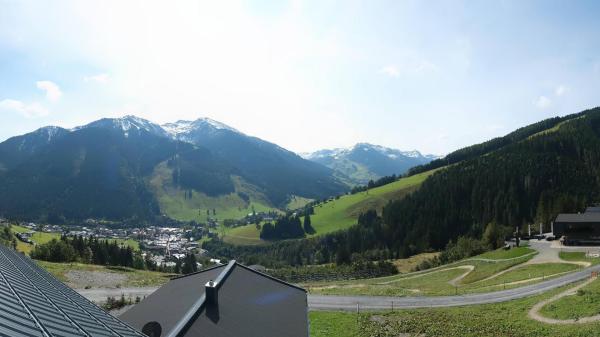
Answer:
[
  {"xmin": 377, "ymin": 265, "xmax": 474, "ymax": 285},
  {"xmin": 528, "ymin": 276, "xmax": 600, "ymax": 324},
  {"xmin": 475, "ymin": 241, "xmax": 590, "ymax": 284}
]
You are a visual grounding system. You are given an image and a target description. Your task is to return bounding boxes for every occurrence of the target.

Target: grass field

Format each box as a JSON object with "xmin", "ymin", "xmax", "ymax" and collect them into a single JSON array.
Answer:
[
  {"xmin": 11, "ymin": 225, "xmax": 140, "ymax": 255},
  {"xmin": 310, "ymin": 281, "xmax": 600, "ymax": 337},
  {"xmin": 286, "ymin": 195, "xmax": 314, "ymax": 210},
  {"xmin": 306, "ymin": 169, "xmax": 440, "ymax": 236},
  {"xmin": 37, "ymin": 260, "xmax": 174, "ymax": 288},
  {"xmin": 222, "ymin": 223, "xmax": 268, "ymax": 246},
  {"xmin": 560, "ymin": 251, "xmax": 600, "ymax": 266},
  {"xmin": 215, "ymin": 169, "xmax": 441, "ymax": 245},
  {"xmin": 306, "ymin": 247, "xmax": 540, "ymax": 296},
  {"xmin": 472, "ymin": 263, "xmax": 582, "ymax": 289},
  {"xmin": 477, "ymin": 246, "xmax": 534, "ymax": 260},
  {"xmin": 149, "ymin": 163, "xmax": 278, "ymax": 222},
  {"xmin": 12, "ymin": 225, "xmax": 61, "ymax": 255},
  {"xmin": 540, "ymin": 277, "xmax": 600, "ymax": 320},
  {"xmin": 392, "ymin": 252, "xmax": 440, "ymax": 273}
]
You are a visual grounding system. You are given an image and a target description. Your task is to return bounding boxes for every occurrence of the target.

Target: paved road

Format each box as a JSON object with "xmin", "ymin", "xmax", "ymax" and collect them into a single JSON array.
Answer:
[{"xmin": 308, "ymin": 264, "xmax": 600, "ymax": 311}]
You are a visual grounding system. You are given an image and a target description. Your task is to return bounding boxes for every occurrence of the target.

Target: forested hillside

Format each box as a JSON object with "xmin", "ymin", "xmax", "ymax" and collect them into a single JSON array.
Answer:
[
  {"xmin": 383, "ymin": 107, "xmax": 600, "ymax": 255},
  {"xmin": 208, "ymin": 107, "xmax": 600, "ymax": 266},
  {"xmin": 407, "ymin": 110, "xmax": 588, "ymax": 176}
]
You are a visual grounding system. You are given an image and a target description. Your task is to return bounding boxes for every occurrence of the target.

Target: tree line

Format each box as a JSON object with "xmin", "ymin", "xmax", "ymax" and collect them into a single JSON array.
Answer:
[
  {"xmin": 31, "ymin": 235, "xmax": 143, "ymax": 268},
  {"xmin": 260, "ymin": 211, "xmax": 315, "ymax": 240}
]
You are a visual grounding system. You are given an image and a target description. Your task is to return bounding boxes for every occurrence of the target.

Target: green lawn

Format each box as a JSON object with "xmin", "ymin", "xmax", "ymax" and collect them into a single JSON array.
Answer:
[
  {"xmin": 471, "ymin": 263, "xmax": 582, "ymax": 290},
  {"xmin": 222, "ymin": 223, "xmax": 268, "ymax": 246},
  {"xmin": 560, "ymin": 251, "xmax": 600, "ymax": 266},
  {"xmin": 310, "ymin": 281, "xmax": 600, "ymax": 337},
  {"xmin": 309, "ymin": 311, "xmax": 360, "ymax": 337},
  {"xmin": 540, "ymin": 277, "xmax": 600, "ymax": 320},
  {"xmin": 306, "ymin": 248, "xmax": 539, "ymax": 296},
  {"xmin": 477, "ymin": 246, "xmax": 534, "ymax": 260},
  {"xmin": 12, "ymin": 225, "xmax": 61, "ymax": 255},
  {"xmin": 306, "ymin": 169, "xmax": 440, "ymax": 236}
]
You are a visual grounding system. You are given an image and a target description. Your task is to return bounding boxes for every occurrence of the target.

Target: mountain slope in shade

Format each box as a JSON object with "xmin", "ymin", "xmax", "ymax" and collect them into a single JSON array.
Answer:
[
  {"xmin": 0, "ymin": 115, "xmax": 347, "ymax": 222},
  {"xmin": 304, "ymin": 143, "xmax": 438, "ymax": 185},
  {"xmin": 161, "ymin": 118, "xmax": 347, "ymax": 205}
]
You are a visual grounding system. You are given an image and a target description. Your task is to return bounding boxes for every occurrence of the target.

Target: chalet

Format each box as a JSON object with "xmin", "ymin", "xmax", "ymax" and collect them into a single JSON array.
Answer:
[
  {"xmin": 554, "ymin": 207, "xmax": 600, "ymax": 245},
  {"xmin": 120, "ymin": 260, "xmax": 309, "ymax": 337}
]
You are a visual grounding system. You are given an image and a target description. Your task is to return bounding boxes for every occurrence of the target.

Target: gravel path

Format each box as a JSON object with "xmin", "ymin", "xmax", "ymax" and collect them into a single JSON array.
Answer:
[{"xmin": 66, "ymin": 270, "xmax": 127, "ymax": 288}]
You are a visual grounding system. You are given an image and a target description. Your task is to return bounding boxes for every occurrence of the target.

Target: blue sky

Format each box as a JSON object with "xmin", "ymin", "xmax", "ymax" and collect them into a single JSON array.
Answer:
[{"xmin": 0, "ymin": 0, "xmax": 599, "ymax": 155}]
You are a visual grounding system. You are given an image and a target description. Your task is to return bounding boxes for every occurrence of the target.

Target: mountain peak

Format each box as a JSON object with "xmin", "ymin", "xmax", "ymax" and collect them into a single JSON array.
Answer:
[
  {"xmin": 73, "ymin": 115, "xmax": 167, "ymax": 137},
  {"xmin": 162, "ymin": 117, "xmax": 241, "ymax": 139}
]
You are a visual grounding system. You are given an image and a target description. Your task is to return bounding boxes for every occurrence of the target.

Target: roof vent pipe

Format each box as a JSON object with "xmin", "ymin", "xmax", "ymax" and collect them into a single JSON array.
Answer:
[{"xmin": 205, "ymin": 280, "xmax": 218, "ymax": 306}]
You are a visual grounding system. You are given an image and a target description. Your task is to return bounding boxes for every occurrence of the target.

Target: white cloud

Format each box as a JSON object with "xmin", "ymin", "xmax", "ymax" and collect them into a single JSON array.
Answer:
[
  {"xmin": 84, "ymin": 73, "xmax": 109, "ymax": 83},
  {"xmin": 380, "ymin": 65, "xmax": 400, "ymax": 78},
  {"xmin": 36, "ymin": 81, "xmax": 62, "ymax": 101},
  {"xmin": 0, "ymin": 99, "xmax": 49, "ymax": 118},
  {"xmin": 533, "ymin": 95, "xmax": 552, "ymax": 109},
  {"xmin": 555, "ymin": 85, "xmax": 569, "ymax": 97},
  {"xmin": 380, "ymin": 57, "xmax": 438, "ymax": 78}
]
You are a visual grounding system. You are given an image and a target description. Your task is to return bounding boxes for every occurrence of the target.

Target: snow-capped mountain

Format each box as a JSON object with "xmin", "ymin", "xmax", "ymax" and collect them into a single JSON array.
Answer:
[
  {"xmin": 304, "ymin": 143, "xmax": 439, "ymax": 185},
  {"xmin": 0, "ymin": 114, "xmax": 346, "ymax": 221},
  {"xmin": 162, "ymin": 118, "xmax": 242, "ymax": 144},
  {"xmin": 74, "ymin": 115, "xmax": 169, "ymax": 138}
]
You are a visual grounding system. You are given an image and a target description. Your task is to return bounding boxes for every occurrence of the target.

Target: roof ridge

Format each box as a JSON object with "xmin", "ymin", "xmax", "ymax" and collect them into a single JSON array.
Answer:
[{"xmin": 165, "ymin": 261, "xmax": 237, "ymax": 337}]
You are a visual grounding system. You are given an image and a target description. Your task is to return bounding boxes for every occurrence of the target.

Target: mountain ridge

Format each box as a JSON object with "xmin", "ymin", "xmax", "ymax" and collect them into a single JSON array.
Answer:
[
  {"xmin": 0, "ymin": 115, "xmax": 346, "ymax": 222},
  {"xmin": 303, "ymin": 143, "xmax": 439, "ymax": 185}
]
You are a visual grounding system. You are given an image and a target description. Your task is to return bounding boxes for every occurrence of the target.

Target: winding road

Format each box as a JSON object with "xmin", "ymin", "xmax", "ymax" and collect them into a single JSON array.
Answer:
[
  {"xmin": 75, "ymin": 241, "xmax": 600, "ymax": 313},
  {"xmin": 308, "ymin": 264, "xmax": 600, "ymax": 311}
]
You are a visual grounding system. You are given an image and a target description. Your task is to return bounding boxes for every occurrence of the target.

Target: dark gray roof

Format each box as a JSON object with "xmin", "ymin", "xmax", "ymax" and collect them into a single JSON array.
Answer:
[
  {"xmin": 121, "ymin": 261, "xmax": 308, "ymax": 337},
  {"xmin": 555, "ymin": 213, "xmax": 600, "ymax": 223},
  {"xmin": 0, "ymin": 244, "xmax": 145, "ymax": 337},
  {"xmin": 586, "ymin": 207, "xmax": 600, "ymax": 213}
]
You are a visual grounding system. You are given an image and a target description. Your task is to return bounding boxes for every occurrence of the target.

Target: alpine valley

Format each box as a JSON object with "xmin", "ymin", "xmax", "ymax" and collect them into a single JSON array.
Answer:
[{"xmin": 0, "ymin": 116, "xmax": 431, "ymax": 224}]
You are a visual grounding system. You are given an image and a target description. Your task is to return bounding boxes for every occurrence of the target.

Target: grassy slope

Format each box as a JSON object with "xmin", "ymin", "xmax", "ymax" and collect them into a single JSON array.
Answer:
[
  {"xmin": 306, "ymin": 247, "xmax": 542, "ymax": 296},
  {"xmin": 222, "ymin": 223, "xmax": 269, "ymax": 246},
  {"xmin": 560, "ymin": 251, "xmax": 600, "ymax": 266},
  {"xmin": 305, "ymin": 246, "xmax": 588, "ymax": 297},
  {"xmin": 473, "ymin": 263, "xmax": 580, "ymax": 288},
  {"xmin": 307, "ymin": 169, "xmax": 438, "ymax": 235},
  {"xmin": 218, "ymin": 169, "xmax": 440, "ymax": 245},
  {"xmin": 540, "ymin": 277, "xmax": 600, "ymax": 320},
  {"xmin": 37, "ymin": 260, "xmax": 174, "ymax": 287},
  {"xmin": 286, "ymin": 195, "xmax": 314, "ymax": 210},
  {"xmin": 310, "ymin": 281, "xmax": 600, "ymax": 337},
  {"xmin": 12, "ymin": 225, "xmax": 140, "ymax": 255},
  {"xmin": 149, "ymin": 162, "xmax": 277, "ymax": 222},
  {"xmin": 12, "ymin": 225, "xmax": 60, "ymax": 255}
]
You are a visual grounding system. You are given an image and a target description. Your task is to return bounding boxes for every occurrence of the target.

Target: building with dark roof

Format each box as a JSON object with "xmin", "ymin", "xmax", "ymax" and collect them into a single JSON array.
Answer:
[
  {"xmin": 120, "ymin": 261, "xmax": 308, "ymax": 337},
  {"xmin": 0, "ymin": 244, "xmax": 144, "ymax": 337},
  {"xmin": 554, "ymin": 208, "xmax": 600, "ymax": 245}
]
